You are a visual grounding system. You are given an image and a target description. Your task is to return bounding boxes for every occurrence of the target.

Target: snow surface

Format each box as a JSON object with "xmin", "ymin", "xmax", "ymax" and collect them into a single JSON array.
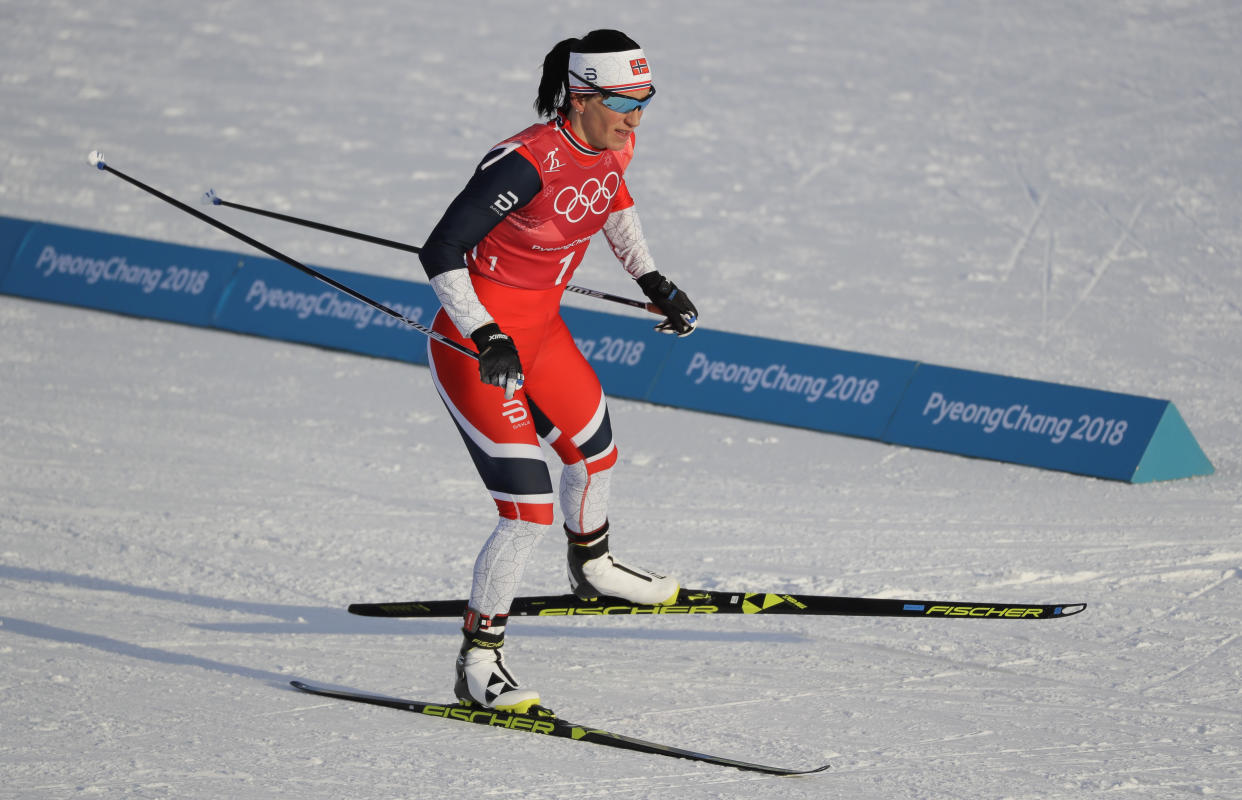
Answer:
[{"xmin": 3, "ymin": 1, "xmax": 1241, "ymax": 797}]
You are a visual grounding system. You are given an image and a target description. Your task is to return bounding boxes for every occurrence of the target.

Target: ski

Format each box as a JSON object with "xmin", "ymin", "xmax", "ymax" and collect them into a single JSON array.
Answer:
[
  {"xmin": 348, "ymin": 589, "xmax": 1086, "ymax": 620},
  {"xmin": 290, "ymin": 680, "xmax": 828, "ymax": 776}
]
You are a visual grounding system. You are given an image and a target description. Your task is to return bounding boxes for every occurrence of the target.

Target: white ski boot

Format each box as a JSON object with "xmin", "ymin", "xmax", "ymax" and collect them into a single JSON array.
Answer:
[
  {"xmin": 453, "ymin": 610, "xmax": 541, "ymax": 714},
  {"xmin": 566, "ymin": 522, "xmax": 679, "ymax": 605}
]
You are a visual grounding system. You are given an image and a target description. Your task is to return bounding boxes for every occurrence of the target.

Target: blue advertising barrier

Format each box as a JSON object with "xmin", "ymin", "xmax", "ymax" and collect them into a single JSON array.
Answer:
[
  {"xmin": 560, "ymin": 306, "xmax": 676, "ymax": 401},
  {"xmin": 0, "ymin": 214, "xmax": 1214, "ymax": 483},
  {"xmin": 0, "ymin": 216, "xmax": 34, "ymax": 284},
  {"xmin": 648, "ymin": 330, "xmax": 917, "ymax": 439},
  {"xmin": 882, "ymin": 365, "xmax": 1212, "ymax": 482},
  {"xmin": 1, "ymin": 219, "xmax": 238, "ymax": 326},
  {"xmin": 212, "ymin": 256, "xmax": 438, "ymax": 365}
]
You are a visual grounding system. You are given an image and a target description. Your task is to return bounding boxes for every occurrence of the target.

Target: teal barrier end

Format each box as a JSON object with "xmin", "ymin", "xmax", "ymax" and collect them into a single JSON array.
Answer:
[{"xmin": 1130, "ymin": 403, "xmax": 1215, "ymax": 483}]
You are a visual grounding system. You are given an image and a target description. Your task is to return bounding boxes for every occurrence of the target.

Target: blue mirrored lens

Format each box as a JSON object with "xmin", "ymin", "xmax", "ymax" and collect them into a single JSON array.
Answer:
[{"xmin": 601, "ymin": 94, "xmax": 652, "ymax": 113}]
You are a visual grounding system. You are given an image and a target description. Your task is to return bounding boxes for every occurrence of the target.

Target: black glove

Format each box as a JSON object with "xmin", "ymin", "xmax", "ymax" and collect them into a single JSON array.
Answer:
[
  {"xmin": 637, "ymin": 271, "xmax": 698, "ymax": 336},
  {"xmin": 470, "ymin": 323, "xmax": 524, "ymax": 399}
]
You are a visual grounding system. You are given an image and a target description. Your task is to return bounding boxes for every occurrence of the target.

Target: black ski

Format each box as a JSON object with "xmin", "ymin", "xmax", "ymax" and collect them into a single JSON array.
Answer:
[
  {"xmin": 348, "ymin": 589, "xmax": 1085, "ymax": 620},
  {"xmin": 290, "ymin": 680, "xmax": 828, "ymax": 776}
]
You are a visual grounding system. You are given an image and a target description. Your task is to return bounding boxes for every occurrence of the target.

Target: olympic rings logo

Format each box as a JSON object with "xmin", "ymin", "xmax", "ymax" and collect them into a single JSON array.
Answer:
[{"xmin": 553, "ymin": 172, "xmax": 621, "ymax": 223}]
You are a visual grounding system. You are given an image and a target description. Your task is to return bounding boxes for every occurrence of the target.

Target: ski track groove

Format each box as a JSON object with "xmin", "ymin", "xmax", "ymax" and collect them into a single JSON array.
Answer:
[
  {"xmin": 1151, "ymin": 566, "xmax": 1241, "ymax": 617},
  {"xmin": 998, "ymin": 187, "xmax": 1047, "ymax": 281},
  {"xmin": 1140, "ymin": 630, "xmax": 1241, "ymax": 696},
  {"xmin": 630, "ymin": 690, "xmax": 827, "ymax": 720},
  {"xmin": 1040, "ymin": 227, "xmax": 1054, "ymax": 343},
  {"xmin": 1060, "ymin": 198, "xmax": 1148, "ymax": 326},
  {"xmin": 849, "ymin": 639, "xmax": 1242, "ymax": 724}
]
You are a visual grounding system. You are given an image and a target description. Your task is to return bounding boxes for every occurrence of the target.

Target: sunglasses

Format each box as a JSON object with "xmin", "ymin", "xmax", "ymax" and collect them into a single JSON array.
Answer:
[{"xmin": 569, "ymin": 71, "xmax": 656, "ymax": 113}]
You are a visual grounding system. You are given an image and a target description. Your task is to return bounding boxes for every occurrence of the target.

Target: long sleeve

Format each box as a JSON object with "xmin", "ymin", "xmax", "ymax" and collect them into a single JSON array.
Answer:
[
  {"xmin": 602, "ymin": 205, "xmax": 656, "ymax": 280},
  {"xmin": 419, "ymin": 146, "xmax": 541, "ymax": 335}
]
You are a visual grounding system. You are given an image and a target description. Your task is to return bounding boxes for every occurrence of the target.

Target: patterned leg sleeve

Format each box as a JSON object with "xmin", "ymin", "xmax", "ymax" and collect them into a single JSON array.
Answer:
[{"xmin": 470, "ymin": 517, "xmax": 550, "ymax": 617}]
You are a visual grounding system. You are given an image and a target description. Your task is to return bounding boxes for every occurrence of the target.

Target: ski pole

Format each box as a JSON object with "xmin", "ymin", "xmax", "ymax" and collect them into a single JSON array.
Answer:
[
  {"xmin": 201, "ymin": 190, "xmax": 662, "ymax": 316},
  {"xmin": 203, "ymin": 189, "xmax": 423, "ymax": 254},
  {"xmin": 86, "ymin": 151, "xmax": 479, "ymax": 361}
]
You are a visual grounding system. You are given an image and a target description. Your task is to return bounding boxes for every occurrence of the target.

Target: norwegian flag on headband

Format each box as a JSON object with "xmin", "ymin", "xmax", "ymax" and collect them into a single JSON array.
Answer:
[{"xmin": 630, "ymin": 58, "xmax": 650, "ymax": 76}]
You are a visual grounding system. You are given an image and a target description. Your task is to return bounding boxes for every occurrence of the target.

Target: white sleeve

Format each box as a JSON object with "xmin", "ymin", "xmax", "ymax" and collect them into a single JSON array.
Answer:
[
  {"xmin": 430, "ymin": 268, "xmax": 494, "ymax": 337},
  {"xmin": 602, "ymin": 206, "xmax": 656, "ymax": 280}
]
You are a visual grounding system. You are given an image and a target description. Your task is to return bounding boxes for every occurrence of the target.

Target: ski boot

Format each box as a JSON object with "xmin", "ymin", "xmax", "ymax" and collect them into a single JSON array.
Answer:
[
  {"xmin": 566, "ymin": 521, "xmax": 679, "ymax": 605},
  {"xmin": 454, "ymin": 608, "xmax": 542, "ymax": 714}
]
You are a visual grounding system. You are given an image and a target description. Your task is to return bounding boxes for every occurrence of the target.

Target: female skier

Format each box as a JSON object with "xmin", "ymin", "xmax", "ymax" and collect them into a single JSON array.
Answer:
[{"xmin": 418, "ymin": 29, "xmax": 699, "ymax": 713}]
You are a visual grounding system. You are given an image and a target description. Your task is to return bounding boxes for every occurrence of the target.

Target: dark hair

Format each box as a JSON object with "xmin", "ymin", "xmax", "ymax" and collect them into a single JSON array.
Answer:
[{"xmin": 534, "ymin": 29, "xmax": 641, "ymax": 117}]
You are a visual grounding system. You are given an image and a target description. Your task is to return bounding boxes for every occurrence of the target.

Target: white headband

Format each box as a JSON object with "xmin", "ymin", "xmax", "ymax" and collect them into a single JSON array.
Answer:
[{"xmin": 567, "ymin": 48, "xmax": 653, "ymax": 94}]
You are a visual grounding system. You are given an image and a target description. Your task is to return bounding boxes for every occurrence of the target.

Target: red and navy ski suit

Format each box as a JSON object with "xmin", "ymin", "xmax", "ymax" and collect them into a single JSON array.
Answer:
[{"xmin": 419, "ymin": 116, "xmax": 642, "ymax": 532}]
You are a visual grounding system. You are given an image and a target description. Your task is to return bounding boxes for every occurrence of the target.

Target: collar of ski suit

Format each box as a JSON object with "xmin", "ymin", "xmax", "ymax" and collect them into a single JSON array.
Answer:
[{"xmin": 554, "ymin": 114, "xmax": 603, "ymax": 158}]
